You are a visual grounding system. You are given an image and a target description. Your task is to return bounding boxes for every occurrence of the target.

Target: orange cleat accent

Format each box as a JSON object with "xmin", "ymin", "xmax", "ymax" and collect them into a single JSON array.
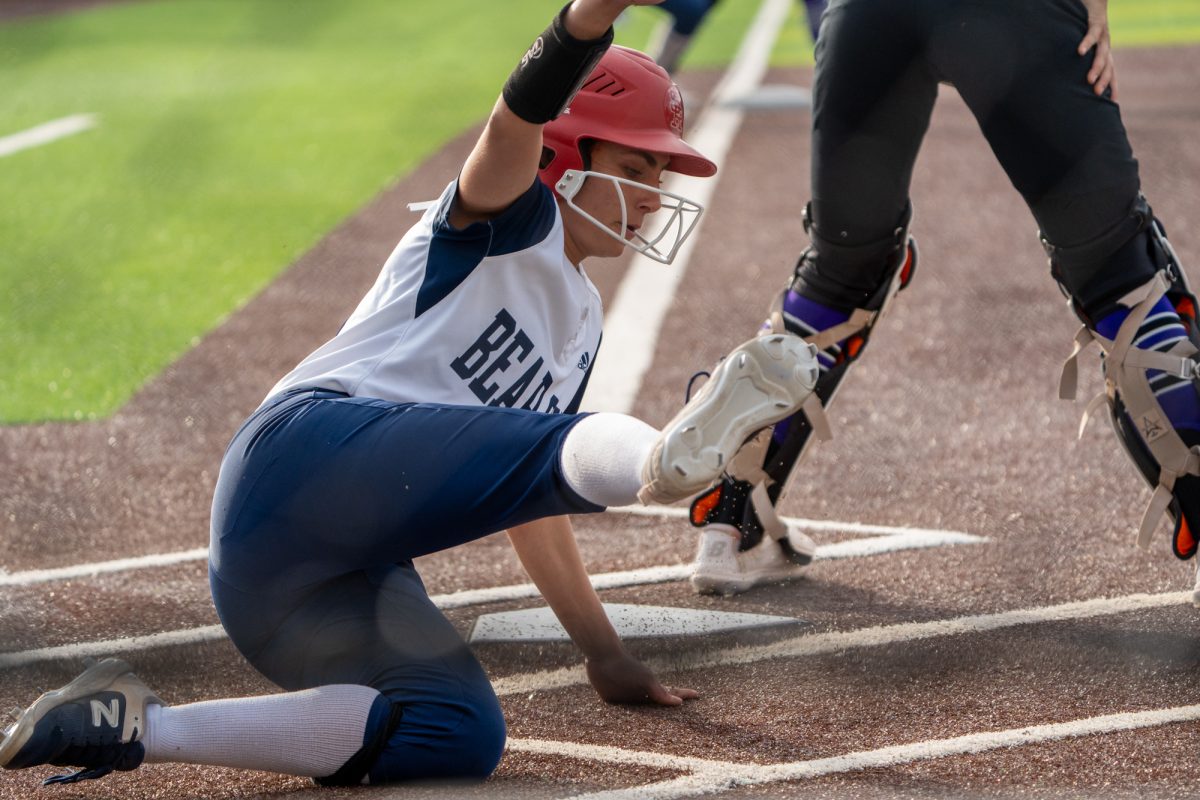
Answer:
[
  {"xmin": 1175, "ymin": 297, "xmax": 1197, "ymax": 327},
  {"xmin": 1174, "ymin": 515, "xmax": 1197, "ymax": 560},
  {"xmin": 899, "ymin": 247, "xmax": 916, "ymax": 288},
  {"xmin": 691, "ymin": 484, "xmax": 723, "ymax": 525}
]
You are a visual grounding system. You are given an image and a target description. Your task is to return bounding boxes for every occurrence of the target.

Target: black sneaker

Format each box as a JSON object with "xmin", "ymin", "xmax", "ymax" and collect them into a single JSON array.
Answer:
[{"xmin": 0, "ymin": 658, "xmax": 161, "ymax": 785}]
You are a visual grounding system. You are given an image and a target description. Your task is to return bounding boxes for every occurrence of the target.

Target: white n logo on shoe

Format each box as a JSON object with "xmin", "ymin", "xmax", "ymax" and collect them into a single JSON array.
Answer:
[{"xmin": 90, "ymin": 698, "xmax": 120, "ymax": 728}]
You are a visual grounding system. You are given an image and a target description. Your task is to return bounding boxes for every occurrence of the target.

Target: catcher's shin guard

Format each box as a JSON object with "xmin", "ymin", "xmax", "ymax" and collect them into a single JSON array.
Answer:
[
  {"xmin": 762, "ymin": 235, "xmax": 917, "ymax": 492},
  {"xmin": 691, "ymin": 205, "xmax": 918, "ymax": 556},
  {"xmin": 1059, "ymin": 219, "xmax": 1200, "ymax": 557}
]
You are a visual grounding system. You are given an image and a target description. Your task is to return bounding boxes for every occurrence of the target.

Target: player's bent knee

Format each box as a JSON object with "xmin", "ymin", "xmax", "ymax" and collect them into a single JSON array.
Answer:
[
  {"xmin": 445, "ymin": 698, "xmax": 508, "ymax": 779},
  {"xmin": 365, "ymin": 694, "xmax": 507, "ymax": 784}
]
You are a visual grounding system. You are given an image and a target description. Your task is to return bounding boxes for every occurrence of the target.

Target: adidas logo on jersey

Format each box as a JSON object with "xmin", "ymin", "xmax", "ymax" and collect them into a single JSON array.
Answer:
[{"xmin": 577, "ymin": 352, "xmax": 590, "ymax": 371}]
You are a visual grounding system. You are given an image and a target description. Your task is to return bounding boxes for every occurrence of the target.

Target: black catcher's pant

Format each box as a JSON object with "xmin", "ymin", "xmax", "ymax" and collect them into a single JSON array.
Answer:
[{"xmin": 800, "ymin": 0, "xmax": 1155, "ymax": 317}]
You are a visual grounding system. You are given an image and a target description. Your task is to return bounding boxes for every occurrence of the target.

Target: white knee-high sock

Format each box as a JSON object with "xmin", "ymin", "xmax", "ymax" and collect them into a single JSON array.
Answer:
[
  {"xmin": 143, "ymin": 684, "xmax": 380, "ymax": 778},
  {"xmin": 560, "ymin": 413, "xmax": 657, "ymax": 508}
]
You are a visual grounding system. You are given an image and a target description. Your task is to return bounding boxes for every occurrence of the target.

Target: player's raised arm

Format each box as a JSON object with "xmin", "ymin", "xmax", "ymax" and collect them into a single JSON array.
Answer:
[{"xmin": 451, "ymin": 0, "xmax": 660, "ymax": 228}]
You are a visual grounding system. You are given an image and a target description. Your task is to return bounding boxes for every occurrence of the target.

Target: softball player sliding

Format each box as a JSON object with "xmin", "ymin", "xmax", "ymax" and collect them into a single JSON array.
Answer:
[{"xmin": 0, "ymin": 0, "xmax": 819, "ymax": 787}]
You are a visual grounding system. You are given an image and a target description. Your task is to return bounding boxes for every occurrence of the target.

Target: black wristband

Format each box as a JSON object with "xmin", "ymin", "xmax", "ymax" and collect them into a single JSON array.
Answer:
[{"xmin": 502, "ymin": 3, "xmax": 614, "ymax": 125}]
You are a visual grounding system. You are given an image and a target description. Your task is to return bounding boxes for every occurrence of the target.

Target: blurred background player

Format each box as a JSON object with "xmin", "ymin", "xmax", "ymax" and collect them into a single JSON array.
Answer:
[
  {"xmin": 0, "ymin": 0, "xmax": 819, "ymax": 788},
  {"xmin": 688, "ymin": 0, "xmax": 1200, "ymax": 597},
  {"xmin": 651, "ymin": 0, "xmax": 827, "ymax": 75},
  {"xmin": 651, "ymin": 0, "xmax": 720, "ymax": 75},
  {"xmin": 800, "ymin": 0, "xmax": 827, "ymax": 43}
]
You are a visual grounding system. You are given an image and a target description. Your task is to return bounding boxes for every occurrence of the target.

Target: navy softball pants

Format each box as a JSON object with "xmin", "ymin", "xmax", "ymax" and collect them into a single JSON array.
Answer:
[{"xmin": 209, "ymin": 388, "xmax": 601, "ymax": 782}]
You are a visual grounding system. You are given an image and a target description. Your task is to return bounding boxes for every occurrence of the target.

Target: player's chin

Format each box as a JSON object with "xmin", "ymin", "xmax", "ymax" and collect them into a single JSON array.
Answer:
[
  {"xmin": 583, "ymin": 240, "xmax": 625, "ymax": 261},
  {"xmin": 598, "ymin": 231, "xmax": 627, "ymax": 257}
]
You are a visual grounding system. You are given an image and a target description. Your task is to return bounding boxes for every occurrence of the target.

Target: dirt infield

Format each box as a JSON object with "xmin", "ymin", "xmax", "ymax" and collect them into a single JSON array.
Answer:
[{"xmin": 2, "ymin": 42, "xmax": 1199, "ymax": 799}]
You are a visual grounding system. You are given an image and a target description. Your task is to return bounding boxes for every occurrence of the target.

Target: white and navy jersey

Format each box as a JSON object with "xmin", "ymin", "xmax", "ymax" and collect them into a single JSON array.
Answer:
[{"xmin": 267, "ymin": 179, "xmax": 603, "ymax": 414}]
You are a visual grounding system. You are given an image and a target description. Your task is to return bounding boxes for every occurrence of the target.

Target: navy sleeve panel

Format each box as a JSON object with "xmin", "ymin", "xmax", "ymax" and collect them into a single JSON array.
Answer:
[
  {"xmin": 563, "ymin": 333, "xmax": 601, "ymax": 415},
  {"xmin": 416, "ymin": 180, "xmax": 557, "ymax": 317},
  {"xmin": 486, "ymin": 179, "xmax": 557, "ymax": 256}
]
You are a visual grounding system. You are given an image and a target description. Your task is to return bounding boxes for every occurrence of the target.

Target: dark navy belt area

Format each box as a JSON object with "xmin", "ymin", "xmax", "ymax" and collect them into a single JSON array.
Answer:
[
  {"xmin": 242, "ymin": 385, "xmax": 352, "ymax": 431},
  {"xmin": 268, "ymin": 385, "xmax": 351, "ymax": 405}
]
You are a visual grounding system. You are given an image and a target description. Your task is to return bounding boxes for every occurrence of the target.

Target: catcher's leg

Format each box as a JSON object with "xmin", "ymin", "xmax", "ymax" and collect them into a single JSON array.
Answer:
[
  {"xmin": 935, "ymin": 0, "xmax": 1198, "ymax": 571},
  {"xmin": 1055, "ymin": 198, "xmax": 1200, "ymax": 564},
  {"xmin": 688, "ymin": 0, "xmax": 936, "ymax": 595},
  {"xmin": 689, "ymin": 203, "xmax": 917, "ymax": 594}
]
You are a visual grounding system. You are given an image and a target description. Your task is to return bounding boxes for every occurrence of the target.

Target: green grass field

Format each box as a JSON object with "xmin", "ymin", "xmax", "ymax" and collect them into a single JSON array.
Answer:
[{"xmin": 0, "ymin": 0, "xmax": 1195, "ymax": 423}]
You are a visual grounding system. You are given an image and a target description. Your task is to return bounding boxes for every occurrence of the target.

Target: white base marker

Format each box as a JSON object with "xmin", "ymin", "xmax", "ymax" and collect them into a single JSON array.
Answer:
[
  {"xmin": 468, "ymin": 603, "xmax": 802, "ymax": 643},
  {"xmin": 720, "ymin": 83, "xmax": 812, "ymax": 110},
  {"xmin": 510, "ymin": 703, "xmax": 1200, "ymax": 800},
  {"xmin": 0, "ymin": 114, "xmax": 98, "ymax": 158}
]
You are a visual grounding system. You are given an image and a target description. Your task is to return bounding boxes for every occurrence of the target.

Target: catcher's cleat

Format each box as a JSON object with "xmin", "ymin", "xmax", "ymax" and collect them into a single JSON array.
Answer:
[
  {"xmin": 0, "ymin": 658, "xmax": 161, "ymax": 785},
  {"xmin": 639, "ymin": 334, "xmax": 819, "ymax": 505},
  {"xmin": 690, "ymin": 475, "xmax": 819, "ymax": 564},
  {"xmin": 690, "ymin": 523, "xmax": 814, "ymax": 596},
  {"xmin": 690, "ymin": 474, "xmax": 816, "ymax": 581}
]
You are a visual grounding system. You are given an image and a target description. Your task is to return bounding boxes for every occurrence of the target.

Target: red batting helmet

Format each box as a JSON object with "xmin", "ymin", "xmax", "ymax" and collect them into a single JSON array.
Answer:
[{"xmin": 539, "ymin": 45, "xmax": 718, "ymax": 192}]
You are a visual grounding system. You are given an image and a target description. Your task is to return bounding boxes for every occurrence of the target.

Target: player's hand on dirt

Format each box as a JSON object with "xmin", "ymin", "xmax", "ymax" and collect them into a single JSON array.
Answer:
[
  {"xmin": 1077, "ymin": 0, "xmax": 1117, "ymax": 100},
  {"xmin": 585, "ymin": 651, "xmax": 699, "ymax": 706}
]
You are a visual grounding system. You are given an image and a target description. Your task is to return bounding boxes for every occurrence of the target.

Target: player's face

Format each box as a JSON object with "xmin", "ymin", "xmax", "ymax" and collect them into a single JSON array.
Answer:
[{"xmin": 560, "ymin": 141, "xmax": 669, "ymax": 264}]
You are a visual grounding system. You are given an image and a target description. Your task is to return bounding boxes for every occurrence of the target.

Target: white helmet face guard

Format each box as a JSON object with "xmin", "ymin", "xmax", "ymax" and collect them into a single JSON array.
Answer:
[{"xmin": 555, "ymin": 170, "xmax": 704, "ymax": 265}]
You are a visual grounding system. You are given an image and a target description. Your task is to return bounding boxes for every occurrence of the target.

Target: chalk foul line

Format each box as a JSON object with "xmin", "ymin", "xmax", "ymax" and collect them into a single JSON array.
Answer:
[
  {"xmin": 0, "ymin": 507, "xmax": 983, "ymax": 589},
  {"xmin": 487, "ymin": 590, "xmax": 1191, "ymax": 697},
  {"xmin": 0, "ymin": 114, "xmax": 98, "ymax": 158},
  {"xmin": 508, "ymin": 702, "xmax": 1200, "ymax": 799},
  {"xmin": 1, "ymin": 590, "xmax": 1186, "ymax": 672}
]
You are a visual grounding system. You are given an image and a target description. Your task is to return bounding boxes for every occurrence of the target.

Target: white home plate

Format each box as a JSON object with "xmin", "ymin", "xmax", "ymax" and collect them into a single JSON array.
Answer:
[{"xmin": 468, "ymin": 603, "xmax": 804, "ymax": 643}]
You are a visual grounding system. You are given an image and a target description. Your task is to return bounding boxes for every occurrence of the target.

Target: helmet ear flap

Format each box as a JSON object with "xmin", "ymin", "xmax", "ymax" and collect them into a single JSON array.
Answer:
[
  {"xmin": 541, "ymin": 140, "xmax": 596, "ymax": 198},
  {"xmin": 577, "ymin": 139, "xmax": 595, "ymax": 172}
]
